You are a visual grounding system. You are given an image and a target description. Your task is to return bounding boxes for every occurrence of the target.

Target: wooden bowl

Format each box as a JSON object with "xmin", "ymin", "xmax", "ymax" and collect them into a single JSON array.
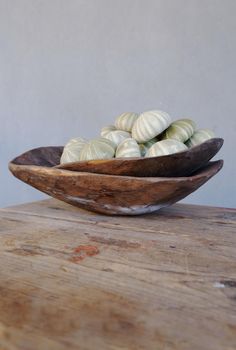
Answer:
[
  {"xmin": 55, "ymin": 138, "xmax": 223, "ymax": 177},
  {"xmin": 9, "ymin": 146, "xmax": 223, "ymax": 215}
]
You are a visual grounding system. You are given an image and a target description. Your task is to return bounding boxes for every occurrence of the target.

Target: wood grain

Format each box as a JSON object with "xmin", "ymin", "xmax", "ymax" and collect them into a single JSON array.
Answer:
[{"xmin": 0, "ymin": 199, "xmax": 236, "ymax": 350}]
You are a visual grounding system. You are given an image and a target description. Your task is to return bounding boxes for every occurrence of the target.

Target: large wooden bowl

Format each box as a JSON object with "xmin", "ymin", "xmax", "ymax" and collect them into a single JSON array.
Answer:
[
  {"xmin": 56, "ymin": 138, "xmax": 223, "ymax": 177},
  {"xmin": 9, "ymin": 147, "xmax": 223, "ymax": 215}
]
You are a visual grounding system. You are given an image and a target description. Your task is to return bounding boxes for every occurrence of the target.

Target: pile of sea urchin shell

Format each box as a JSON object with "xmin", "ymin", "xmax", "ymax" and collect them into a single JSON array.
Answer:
[{"xmin": 60, "ymin": 110, "xmax": 215, "ymax": 164}]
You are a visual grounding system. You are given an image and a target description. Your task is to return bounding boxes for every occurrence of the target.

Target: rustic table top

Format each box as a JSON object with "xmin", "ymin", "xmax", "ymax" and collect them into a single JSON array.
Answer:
[{"xmin": 0, "ymin": 199, "xmax": 235, "ymax": 350}]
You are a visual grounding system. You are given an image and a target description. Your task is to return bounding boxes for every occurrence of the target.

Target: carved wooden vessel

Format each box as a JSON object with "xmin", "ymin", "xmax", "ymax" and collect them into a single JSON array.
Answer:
[
  {"xmin": 9, "ymin": 145, "xmax": 223, "ymax": 215},
  {"xmin": 56, "ymin": 138, "xmax": 223, "ymax": 177}
]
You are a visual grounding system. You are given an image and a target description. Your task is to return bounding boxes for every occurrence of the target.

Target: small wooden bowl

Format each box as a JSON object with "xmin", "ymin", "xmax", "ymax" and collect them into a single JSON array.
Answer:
[
  {"xmin": 9, "ymin": 146, "xmax": 223, "ymax": 215},
  {"xmin": 55, "ymin": 138, "xmax": 223, "ymax": 177}
]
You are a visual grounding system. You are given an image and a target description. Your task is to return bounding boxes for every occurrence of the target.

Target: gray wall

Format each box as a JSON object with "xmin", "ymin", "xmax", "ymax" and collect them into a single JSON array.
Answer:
[{"xmin": 1, "ymin": 0, "xmax": 236, "ymax": 209}]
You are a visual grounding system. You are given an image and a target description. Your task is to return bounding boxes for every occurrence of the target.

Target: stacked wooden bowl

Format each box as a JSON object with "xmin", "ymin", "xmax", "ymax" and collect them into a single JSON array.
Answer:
[{"xmin": 9, "ymin": 138, "xmax": 223, "ymax": 215}]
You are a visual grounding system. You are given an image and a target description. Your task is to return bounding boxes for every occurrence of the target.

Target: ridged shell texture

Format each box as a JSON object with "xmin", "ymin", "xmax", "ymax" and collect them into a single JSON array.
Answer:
[{"xmin": 132, "ymin": 110, "xmax": 171, "ymax": 143}]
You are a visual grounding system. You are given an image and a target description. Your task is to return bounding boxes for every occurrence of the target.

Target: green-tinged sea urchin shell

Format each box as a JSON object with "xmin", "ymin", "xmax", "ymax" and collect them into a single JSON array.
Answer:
[
  {"xmin": 116, "ymin": 138, "xmax": 141, "ymax": 158},
  {"xmin": 186, "ymin": 129, "xmax": 215, "ymax": 148},
  {"xmin": 60, "ymin": 137, "xmax": 88, "ymax": 164},
  {"xmin": 115, "ymin": 112, "xmax": 139, "ymax": 132},
  {"xmin": 145, "ymin": 139, "xmax": 188, "ymax": 157},
  {"xmin": 132, "ymin": 110, "xmax": 171, "ymax": 143},
  {"xmin": 162, "ymin": 119, "xmax": 196, "ymax": 143},
  {"xmin": 100, "ymin": 125, "xmax": 116, "ymax": 137},
  {"xmin": 79, "ymin": 137, "xmax": 116, "ymax": 161},
  {"xmin": 104, "ymin": 130, "xmax": 131, "ymax": 147}
]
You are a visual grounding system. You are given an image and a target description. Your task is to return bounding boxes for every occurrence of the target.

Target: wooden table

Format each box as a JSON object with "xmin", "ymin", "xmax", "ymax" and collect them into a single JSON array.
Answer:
[{"xmin": 0, "ymin": 199, "xmax": 235, "ymax": 350}]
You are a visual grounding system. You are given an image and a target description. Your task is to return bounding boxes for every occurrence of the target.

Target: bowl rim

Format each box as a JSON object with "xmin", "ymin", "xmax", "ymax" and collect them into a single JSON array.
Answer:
[
  {"xmin": 9, "ymin": 159, "xmax": 224, "ymax": 182},
  {"xmin": 55, "ymin": 137, "xmax": 224, "ymax": 168}
]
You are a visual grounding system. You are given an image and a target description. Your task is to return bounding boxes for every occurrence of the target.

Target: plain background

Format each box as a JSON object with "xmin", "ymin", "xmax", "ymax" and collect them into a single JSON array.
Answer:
[{"xmin": 1, "ymin": 0, "xmax": 235, "ymax": 209}]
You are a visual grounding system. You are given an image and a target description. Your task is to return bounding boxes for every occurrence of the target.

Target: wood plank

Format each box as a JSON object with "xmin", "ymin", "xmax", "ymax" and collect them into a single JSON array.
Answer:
[{"xmin": 0, "ymin": 199, "xmax": 236, "ymax": 350}]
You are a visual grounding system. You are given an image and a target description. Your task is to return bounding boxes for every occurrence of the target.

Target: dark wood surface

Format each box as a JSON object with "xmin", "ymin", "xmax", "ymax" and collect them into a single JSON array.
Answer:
[
  {"xmin": 9, "ymin": 148, "xmax": 223, "ymax": 215},
  {"xmin": 0, "ymin": 199, "xmax": 235, "ymax": 350}
]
